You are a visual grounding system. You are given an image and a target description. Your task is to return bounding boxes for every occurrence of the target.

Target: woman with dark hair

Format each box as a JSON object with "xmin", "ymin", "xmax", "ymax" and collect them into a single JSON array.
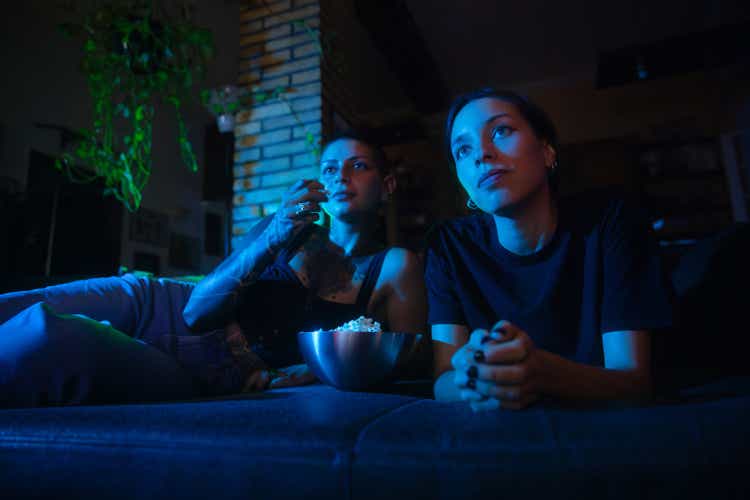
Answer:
[
  {"xmin": 427, "ymin": 88, "xmax": 672, "ymax": 410},
  {"xmin": 184, "ymin": 132, "xmax": 427, "ymax": 390},
  {"xmin": 0, "ymin": 133, "xmax": 426, "ymax": 406}
]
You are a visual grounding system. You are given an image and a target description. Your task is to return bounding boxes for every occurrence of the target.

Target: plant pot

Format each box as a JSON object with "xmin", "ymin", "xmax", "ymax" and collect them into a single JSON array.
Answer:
[{"xmin": 216, "ymin": 114, "xmax": 235, "ymax": 133}]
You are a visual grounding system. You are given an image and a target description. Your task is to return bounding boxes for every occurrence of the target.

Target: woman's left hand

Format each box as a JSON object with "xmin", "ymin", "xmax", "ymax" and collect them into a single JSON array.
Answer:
[
  {"xmin": 268, "ymin": 364, "xmax": 318, "ymax": 389},
  {"xmin": 453, "ymin": 320, "xmax": 545, "ymax": 411}
]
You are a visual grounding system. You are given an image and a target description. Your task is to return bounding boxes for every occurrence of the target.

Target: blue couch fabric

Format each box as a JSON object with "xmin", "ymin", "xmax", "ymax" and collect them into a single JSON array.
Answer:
[{"xmin": 1, "ymin": 379, "xmax": 749, "ymax": 500}]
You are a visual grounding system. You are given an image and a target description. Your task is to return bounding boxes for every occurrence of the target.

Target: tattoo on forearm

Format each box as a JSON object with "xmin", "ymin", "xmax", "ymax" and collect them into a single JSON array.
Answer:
[{"xmin": 190, "ymin": 236, "xmax": 272, "ymax": 308}]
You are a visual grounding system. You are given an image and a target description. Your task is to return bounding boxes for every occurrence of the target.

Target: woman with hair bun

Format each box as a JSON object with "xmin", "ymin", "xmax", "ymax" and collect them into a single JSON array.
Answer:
[{"xmin": 427, "ymin": 88, "xmax": 673, "ymax": 410}]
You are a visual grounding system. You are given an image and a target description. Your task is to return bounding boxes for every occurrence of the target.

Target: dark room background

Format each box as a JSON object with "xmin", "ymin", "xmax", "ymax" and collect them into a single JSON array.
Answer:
[{"xmin": 1, "ymin": 0, "xmax": 748, "ymax": 290}]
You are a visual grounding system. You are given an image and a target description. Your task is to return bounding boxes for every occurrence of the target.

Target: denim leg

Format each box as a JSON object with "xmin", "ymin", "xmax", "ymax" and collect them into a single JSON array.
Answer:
[
  {"xmin": 0, "ymin": 275, "xmax": 196, "ymax": 343},
  {"xmin": 131, "ymin": 276, "xmax": 196, "ymax": 344},
  {"xmin": 0, "ymin": 275, "xmax": 147, "ymax": 335},
  {"xmin": 0, "ymin": 302, "xmax": 197, "ymax": 407},
  {"xmin": 0, "ymin": 275, "xmax": 252, "ymax": 401}
]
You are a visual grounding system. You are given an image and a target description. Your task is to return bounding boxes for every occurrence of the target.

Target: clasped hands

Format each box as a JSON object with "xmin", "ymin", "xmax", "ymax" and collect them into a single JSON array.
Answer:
[{"xmin": 451, "ymin": 320, "xmax": 543, "ymax": 411}]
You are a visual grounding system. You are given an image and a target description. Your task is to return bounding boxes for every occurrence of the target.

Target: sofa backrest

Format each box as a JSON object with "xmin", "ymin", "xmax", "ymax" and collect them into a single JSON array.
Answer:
[{"xmin": 654, "ymin": 222, "xmax": 750, "ymax": 392}]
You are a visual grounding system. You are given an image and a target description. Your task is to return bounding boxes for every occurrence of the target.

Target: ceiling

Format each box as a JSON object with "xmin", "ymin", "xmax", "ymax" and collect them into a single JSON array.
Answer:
[{"xmin": 404, "ymin": 0, "xmax": 750, "ymax": 95}]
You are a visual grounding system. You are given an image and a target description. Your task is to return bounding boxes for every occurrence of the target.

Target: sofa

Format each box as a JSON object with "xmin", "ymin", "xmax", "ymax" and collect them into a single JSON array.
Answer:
[
  {"xmin": 1, "ymin": 224, "xmax": 749, "ymax": 499},
  {"xmin": 1, "ymin": 378, "xmax": 749, "ymax": 500}
]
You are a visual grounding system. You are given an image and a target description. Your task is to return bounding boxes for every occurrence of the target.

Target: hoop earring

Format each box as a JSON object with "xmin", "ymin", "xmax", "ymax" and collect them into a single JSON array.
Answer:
[
  {"xmin": 549, "ymin": 159, "xmax": 559, "ymax": 171},
  {"xmin": 466, "ymin": 198, "xmax": 478, "ymax": 210}
]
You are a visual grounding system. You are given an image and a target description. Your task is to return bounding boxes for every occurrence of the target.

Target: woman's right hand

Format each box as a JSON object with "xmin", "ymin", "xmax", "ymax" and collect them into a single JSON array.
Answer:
[
  {"xmin": 450, "ymin": 321, "xmax": 525, "ymax": 410},
  {"xmin": 262, "ymin": 179, "xmax": 328, "ymax": 253}
]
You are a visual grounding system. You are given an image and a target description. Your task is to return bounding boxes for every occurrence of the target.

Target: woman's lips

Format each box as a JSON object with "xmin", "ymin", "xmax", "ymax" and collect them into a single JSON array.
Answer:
[
  {"xmin": 330, "ymin": 192, "xmax": 355, "ymax": 201},
  {"xmin": 478, "ymin": 169, "xmax": 509, "ymax": 189}
]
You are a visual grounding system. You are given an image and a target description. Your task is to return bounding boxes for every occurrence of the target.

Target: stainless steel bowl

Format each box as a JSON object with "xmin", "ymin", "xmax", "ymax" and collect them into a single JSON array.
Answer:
[{"xmin": 297, "ymin": 330, "xmax": 421, "ymax": 391}]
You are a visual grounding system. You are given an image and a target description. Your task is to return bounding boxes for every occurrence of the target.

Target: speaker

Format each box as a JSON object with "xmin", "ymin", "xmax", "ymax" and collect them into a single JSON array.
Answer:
[{"xmin": 19, "ymin": 150, "xmax": 123, "ymax": 276}]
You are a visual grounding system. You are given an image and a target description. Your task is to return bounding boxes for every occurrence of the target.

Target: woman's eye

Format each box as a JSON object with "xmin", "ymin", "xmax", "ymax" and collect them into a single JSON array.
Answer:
[
  {"xmin": 353, "ymin": 161, "xmax": 368, "ymax": 170},
  {"xmin": 454, "ymin": 145, "xmax": 470, "ymax": 160},
  {"xmin": 492, "ymin": 126, "xmax": 513, "ymax": 140},
  {"xmin": 321, "ymin": 165, "xmax": 336, "ymax": 175}
]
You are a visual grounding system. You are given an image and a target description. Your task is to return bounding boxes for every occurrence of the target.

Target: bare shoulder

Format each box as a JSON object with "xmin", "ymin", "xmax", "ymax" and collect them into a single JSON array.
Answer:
[
  {"xmin": 369, "ymin": 246, "xmax": 427, "ymax": 324},
  {"xmin": 379, "ymin": 247, "xmax": 423, "ymax": 284}
]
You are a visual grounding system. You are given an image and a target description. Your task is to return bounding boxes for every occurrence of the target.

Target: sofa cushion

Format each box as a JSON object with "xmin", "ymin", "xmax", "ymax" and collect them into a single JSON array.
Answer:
[
  {"xmin": 352, "ymin": 377, "xmax": 750, "ymax": 500},
  {"xmin": 0, "ymin": 385, "xmax": 417, "ymax": 500}
]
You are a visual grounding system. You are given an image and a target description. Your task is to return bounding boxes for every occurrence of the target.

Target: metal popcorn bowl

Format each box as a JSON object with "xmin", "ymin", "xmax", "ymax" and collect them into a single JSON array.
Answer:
[{"xmin": 297, "ymin": 329, "xmax": 421, "ymax": 391}]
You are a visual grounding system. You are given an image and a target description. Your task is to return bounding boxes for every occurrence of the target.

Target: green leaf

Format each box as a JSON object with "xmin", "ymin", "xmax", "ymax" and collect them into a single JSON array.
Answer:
[{"xmin": 60, "ymin": 2, "xmax": 217, "ymax": 212}]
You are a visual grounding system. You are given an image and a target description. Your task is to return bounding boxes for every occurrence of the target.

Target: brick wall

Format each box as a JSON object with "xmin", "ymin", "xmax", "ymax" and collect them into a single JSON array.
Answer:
[
  {"xmin": 232, "ymin": 0, "xmax": 322, "ymax": 249},
  {"xmin": 232, "ymin": 0, "xmax": 416, "ymax": 250}
]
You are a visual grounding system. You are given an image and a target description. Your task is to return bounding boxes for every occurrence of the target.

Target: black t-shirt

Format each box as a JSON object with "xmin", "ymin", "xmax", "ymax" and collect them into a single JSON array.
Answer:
[{"xmin": 425, "ymin": 191, "xmax": 673, "ymax": 366}]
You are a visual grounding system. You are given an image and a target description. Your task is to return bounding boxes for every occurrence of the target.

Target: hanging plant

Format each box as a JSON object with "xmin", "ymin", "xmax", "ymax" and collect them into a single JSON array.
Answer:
[{"xmin": 57, "ymin": 0, "xmax": 214, "ymax": 211}]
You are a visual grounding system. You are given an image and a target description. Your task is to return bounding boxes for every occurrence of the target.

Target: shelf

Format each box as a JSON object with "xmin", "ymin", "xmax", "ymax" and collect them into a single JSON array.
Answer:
[
  {"xmin": 651, "ymin": 211, "xmax": 733, "ymax": 241},
  {"xmin": 635, "ymin": 136, "xmax": 737, "ymax": 245},
  {"xmin": 644, "ymin": 169, "xmax": 725, "ymax": 183}
]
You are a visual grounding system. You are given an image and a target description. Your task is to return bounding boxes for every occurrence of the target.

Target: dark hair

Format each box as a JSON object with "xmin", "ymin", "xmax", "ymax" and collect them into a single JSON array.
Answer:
[
  {"xmin": 444, "ymin": 88, "xmax": 559, "ymax": 190},
  {"xmin": 321, "ymin": 130, "xmax": 391, "ymax": 175}
]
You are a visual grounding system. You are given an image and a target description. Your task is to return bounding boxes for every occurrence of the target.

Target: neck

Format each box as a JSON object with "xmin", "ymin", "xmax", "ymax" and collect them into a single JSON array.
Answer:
[
  {"xmin": 328, "ymin": 214, "xmax": 380, "ymax": 256},
  {"xmin": 493, "ymin": 186, "xmax": 558, "ymax": 256}
]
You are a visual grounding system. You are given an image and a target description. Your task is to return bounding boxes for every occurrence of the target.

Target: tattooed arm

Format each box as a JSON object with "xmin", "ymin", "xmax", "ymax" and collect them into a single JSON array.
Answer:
[
  {"xmin": 183, "ymin": 179, "xmax": 327, "ymax": 332},
  {"xmin": 183, "ymin": 215, "xmax": 273, "ymax": 332}
]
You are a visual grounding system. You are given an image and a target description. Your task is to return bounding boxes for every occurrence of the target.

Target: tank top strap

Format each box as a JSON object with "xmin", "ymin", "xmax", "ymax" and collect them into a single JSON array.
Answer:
[{"xmin": 354, "ymin": 248, "xmax": 389, "ymax": 310}]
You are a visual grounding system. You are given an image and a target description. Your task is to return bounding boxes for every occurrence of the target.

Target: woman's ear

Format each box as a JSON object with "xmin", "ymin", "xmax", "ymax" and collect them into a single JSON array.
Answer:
[
  {"xmin": 382, "ymin": 173, "xmax": 397, "ymax": 201},
  {"xmin": 543, "ymin": 143, "xmax": 557, "ymax": 169}
]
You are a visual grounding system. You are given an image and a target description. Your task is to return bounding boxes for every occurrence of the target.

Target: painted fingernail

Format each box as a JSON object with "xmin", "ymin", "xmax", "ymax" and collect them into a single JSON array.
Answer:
[
  {"xmin": 473, "ymin": 350, "xmax": 485, "ymax": 362},
  {"xmin": 490, "ymin": 327, "xmax": 508, "ymax": 341},
  {"xmin": 467, "ymin": 365, "xmax": 478, "ymax": 378},
  {"xmin": 466, "ymin": 378, "xmax": 476, "ymax": 389}
]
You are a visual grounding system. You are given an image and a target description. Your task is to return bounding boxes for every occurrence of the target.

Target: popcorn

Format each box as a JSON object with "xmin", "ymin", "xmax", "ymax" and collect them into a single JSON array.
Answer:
[{"xmin": 335, "ymin": 316, "xmax": 382, "ymax": 334}]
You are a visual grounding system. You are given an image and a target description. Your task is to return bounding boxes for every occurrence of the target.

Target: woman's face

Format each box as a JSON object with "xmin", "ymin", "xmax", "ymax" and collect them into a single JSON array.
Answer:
[
  {"xmin": 319, "ymin": 138, "xmax": 394, "ymax": 221},
  {"xmin": 450, "ymin": 97, "xmax": 555, "ymax": 215}
]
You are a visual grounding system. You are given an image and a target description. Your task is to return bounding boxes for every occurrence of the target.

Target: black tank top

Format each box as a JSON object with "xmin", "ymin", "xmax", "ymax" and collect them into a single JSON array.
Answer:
[{"xmin": 236, "ymin": 229, "xmax": 389, "ymax": 368}]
